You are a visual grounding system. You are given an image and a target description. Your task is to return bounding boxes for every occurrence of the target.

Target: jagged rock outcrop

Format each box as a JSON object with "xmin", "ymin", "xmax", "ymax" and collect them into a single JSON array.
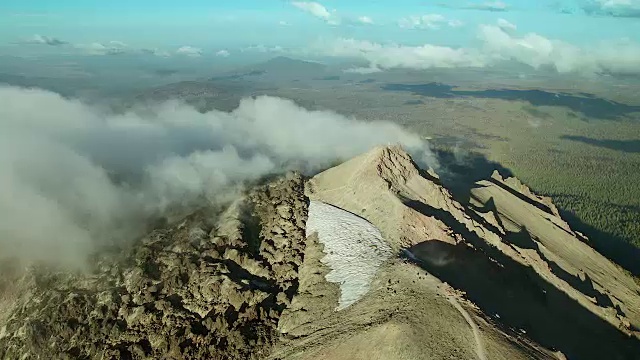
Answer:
[{"xmin": 0, "ymin": 173, "xmax": 308, "ymax": 360}]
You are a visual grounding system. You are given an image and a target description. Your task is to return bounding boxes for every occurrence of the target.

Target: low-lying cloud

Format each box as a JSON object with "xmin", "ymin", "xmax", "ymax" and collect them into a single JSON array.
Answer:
[
  {"xmin": 0, "ymin": 86, "xmax": 435, "ymax": 267},
  {"xmin": 326, "ymin": 38, "xmax": 487, "ymax": 70},
  {"xmin": 321, "ymin": 21, "xmax": 640, "ymax": 75},
  {"xmin": 19, "ymin": 34, "xmax": 68, "ymax": 46}
]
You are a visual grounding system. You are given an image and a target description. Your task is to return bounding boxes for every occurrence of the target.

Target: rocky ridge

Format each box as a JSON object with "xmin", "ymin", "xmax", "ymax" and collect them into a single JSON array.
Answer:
[{"xmin": 1, "ymin": 146, "xmax": 640, "ymax": 360}]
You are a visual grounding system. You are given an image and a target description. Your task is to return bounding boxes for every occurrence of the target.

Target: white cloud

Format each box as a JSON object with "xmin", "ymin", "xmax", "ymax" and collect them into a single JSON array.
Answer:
[
  {"xmin": 176, "ymin": 46, "xmax": 203, "ymax": 57},
  {"xmin": 469, "ymin": 1, "xmax": 509, "ymax": 11},
  {"xmin": 109, "ymin": 41, "xmax": 127, "ymax": 48},
  {"xmin": 326, "ymin": 38, "xmax": 487, "ymax": 70},
  {"xmin": 291, "ymin": 1, "xmax": 340, "ymax": 24},
  {"xmin": 216, "ymin": 49, "xmax": 230, "ymax": 57},
  {"xmin": 319, "ymin": 20, "xmax": 640, "ymax": 76},
  {"xmin": 399, "ymin": 14, "xmax": 462, "ymax": 29},
  {"xmin": 20, "ymin": 34, "xmax": 68, "ymax": 46},
  {"xmin": 0, "ymin": 86, "xmax": 435, "ymax": 267},
  {"xmin": 478, "ymin": 25, "xmax": 585, "ymax": 72},
  {"xmin": 292, "ymin": 1, "xmax": 331, "ymax": 20},
  {"xmin": 448, "ymin": 19, "xmax": 465, "ymax": 27},
  {"xmin": 357, "ymin": 16, "xmax": 374, "ymax": 24},
  {"xmin": 478, "ymin": 24, "xmax": 640, "ymax": 74},
  {"xmin": 76, "ymin": 41, "xmax": 127, "ymax": 56},
  {"xmin": 497, "ymin": 18, "xmax": 517, "ymax": 32}
]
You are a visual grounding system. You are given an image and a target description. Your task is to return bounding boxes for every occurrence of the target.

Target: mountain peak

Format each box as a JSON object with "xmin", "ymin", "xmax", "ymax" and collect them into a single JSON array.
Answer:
[{"xmin": 3, "ymin": 146, "xmax": 640, "ymax": 360}]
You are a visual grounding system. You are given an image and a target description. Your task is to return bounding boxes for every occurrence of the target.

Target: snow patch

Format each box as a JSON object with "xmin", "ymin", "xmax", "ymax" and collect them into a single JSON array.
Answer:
[{"xmin": 306, "ymin": 200, "xmax": 393, "ymax": 310}]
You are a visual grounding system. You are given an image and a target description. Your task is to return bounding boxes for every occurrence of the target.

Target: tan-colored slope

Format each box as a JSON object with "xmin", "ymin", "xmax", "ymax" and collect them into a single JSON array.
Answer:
[
  {"xmin": 306, "ymin": 146, "xmax": 463, "ymax": 249},
  {"xmin": 301, "ymin": 145, "xmax": 557, "ymax": 360},
  {"xmin": 304, "ymin": 145, "xmax": 640, "ymax": 360},
  {"xmin": 471, "ymin": 171, "xmax": 640, "ymax": 336},
  {"xmin": 273, "ymin": 258, "xmax": 546, "ymax": 360}
]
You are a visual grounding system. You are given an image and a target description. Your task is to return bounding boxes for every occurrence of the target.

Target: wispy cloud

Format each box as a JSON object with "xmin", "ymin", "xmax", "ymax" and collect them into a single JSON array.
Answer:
[
  {"xmin": 76, "ymin": 41, "xmax": 127, "ymax": 55},
  {"xmin": 581, "ymin": 0, "xmax": 640, "ymax": 17},
  {"xmin": 357, "ymin": 16, "xmax": 375, "ymax": 25},
  {"xmin": 399, "ymin": 14, "xmax": 463, "ymax": 29},
  {"xmin": 448, "ymin": 19, "xmax": 465, "ymax": 27},
  {"xmin": 176, "ymin": 46, "xmax": 203, "ymax": 57},
  {"xmin": 216, "ymin": 49, "xmax": 230, "ymax": 57},
  {"xmin": 16, "ymin": 35, "xmax": 175, "ymax": 58},
  {"xmin": 141, "ymin": 48, "xmax": 171, "ymax": 57},
  {"xmin": 242, "ymin": 44, "xmax": 285, "ymax": 53},
  {"xmin": 343, "ymin": 65, "xmax": 382, "ymax": 74},
  {"xmin": 291, "ymin": 2, "xmax": 330, "ymax": 20},
  {"xmin": 441, "ymin": 1, "xmax": 510, "ymax": 12},
  {"xmin": 291, "ymin": 1, "xmax": 340, "ymax": 24},
  {"xmin": 497, "ymin": 18, "xmax": 517, "ymax": 32},
  {"xmin": 19, "ymin": 34, "xmax": 68, "ymax": 46}
]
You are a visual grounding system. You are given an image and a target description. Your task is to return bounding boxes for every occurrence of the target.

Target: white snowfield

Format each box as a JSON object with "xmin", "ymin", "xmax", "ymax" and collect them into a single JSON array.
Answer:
[{"xmin": 306, "ymin": 200, "xmax": 393, "ymax": 310}]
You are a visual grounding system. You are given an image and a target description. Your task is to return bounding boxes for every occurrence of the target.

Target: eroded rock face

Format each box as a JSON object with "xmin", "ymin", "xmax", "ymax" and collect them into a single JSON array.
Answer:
[{"xmin": 0, "ymin": 173, "xmax": 308, "ymax": 360}]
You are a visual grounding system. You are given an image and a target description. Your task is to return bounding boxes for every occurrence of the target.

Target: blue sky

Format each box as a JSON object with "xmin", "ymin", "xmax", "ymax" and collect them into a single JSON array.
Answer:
[{"xmin": 1, "ymin": 0, "xmax": 639, "ymax": 75}]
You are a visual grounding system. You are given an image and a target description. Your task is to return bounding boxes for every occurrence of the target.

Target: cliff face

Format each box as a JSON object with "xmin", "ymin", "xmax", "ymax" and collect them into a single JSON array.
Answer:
[{"xmin": 1, "ymin": 146, "xmax": 639, "ymax": 360}]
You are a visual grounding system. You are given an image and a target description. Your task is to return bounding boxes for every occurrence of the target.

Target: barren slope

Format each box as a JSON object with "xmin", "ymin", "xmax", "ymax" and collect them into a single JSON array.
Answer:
[{"xmin": 304, "ymin": 145, "xmax": 640, "ymax": 359}]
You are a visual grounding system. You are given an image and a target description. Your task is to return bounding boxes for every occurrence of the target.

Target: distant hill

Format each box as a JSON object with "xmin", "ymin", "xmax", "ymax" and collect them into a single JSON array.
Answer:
[{"xmin": 130, "ymin": 56, "xmax": 338, "ymax": 112}]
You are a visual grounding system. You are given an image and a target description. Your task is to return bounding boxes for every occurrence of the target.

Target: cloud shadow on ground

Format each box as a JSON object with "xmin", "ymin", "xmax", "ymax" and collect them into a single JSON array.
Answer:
[{"xmin": 383, "ymin": 83, "xmax": 640, "ymax": 119}]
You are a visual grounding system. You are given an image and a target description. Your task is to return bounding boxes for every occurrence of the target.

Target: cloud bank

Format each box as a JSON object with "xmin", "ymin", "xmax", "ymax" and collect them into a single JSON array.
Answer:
[
  {"xmin": 321, "ymin": 21, "xmax": 640, "ymax": 75},
  {"xmin": 0, "ymin": 86, "xmax": 435, "ymax": 268},
  {"xmin": 291, "ymin": 1, "xmax": 339, "ymax": 24},
  {"xmin": 326, "ymin": 38, "xmax": 487, "ymax": 70}
]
